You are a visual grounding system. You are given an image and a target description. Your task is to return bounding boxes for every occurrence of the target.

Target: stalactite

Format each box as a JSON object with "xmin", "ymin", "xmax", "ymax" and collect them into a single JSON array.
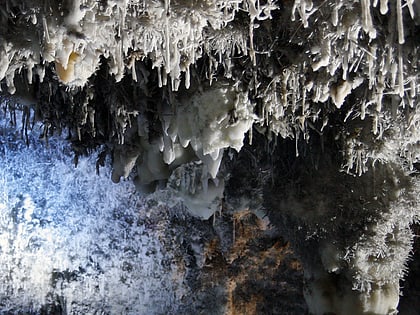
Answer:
[{"xmin": 396, "ymin": 0, "xmax": 405, "ymax": 44}]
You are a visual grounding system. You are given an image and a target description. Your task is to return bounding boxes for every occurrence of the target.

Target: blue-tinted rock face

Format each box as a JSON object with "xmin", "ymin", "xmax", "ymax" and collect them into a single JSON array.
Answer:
[
  {"xmin": 0, "ymin": 118, "xmax": 307, "ymax": 314},
  {"xmin": 0, "ymin": 125, "xmax": 181, "ymax": 313}
]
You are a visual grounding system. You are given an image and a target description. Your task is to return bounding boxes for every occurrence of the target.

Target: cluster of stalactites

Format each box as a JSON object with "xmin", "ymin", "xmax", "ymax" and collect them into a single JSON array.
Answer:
[
  {"xmin": 0, "ymin": 0, "xmax": 278, "ymax": 91},
  {"xmin": 111, "ymin": 83, "xmax": 254, "ymax": 219},
  {"xmin": 258, "ymin": 0, "xmax": 419, "ymax": 175},
  {"xmin": 0, "ymin": 0, "xmax": 419, "ymax": 178}
]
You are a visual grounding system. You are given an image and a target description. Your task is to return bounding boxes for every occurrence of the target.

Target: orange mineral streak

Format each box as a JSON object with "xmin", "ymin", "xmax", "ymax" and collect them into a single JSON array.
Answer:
[
  {"xmin": 55, "ymin": 51, "xmax": 80, "ymax": 83},
  {"xmin": 225, "ymin": 210, "xmax": 302, "ymax": 315}
]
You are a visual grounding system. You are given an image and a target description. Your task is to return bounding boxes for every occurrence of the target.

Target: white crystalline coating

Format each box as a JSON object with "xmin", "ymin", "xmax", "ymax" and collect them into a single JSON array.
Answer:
[
  {"xmin": 361, "ymin": 0, "xmax": 377, "ymax": 38},
  {"xmin": 245, "ymin": 0, "xmax": 277, "ymax": 66},
  {"xmin": 330, "ymin": 80, "xmax": 353, "ymax": 109},
  {"xmin": 398, "ymin": 45, "xmax": 404, "ymax": 97},
  {"xmin": 380, "ymin": 0, "xmax": 389, "ymax": 14},
  {"xmin": 0, "ymin": 117, "xmax": 186, "ymax": 313},
  {"xmin": 162, "ymin": 135, "xmax": 176, "ymax": 164},
  {"xmin": 396, "ymin": 0, "xmax": 405, "ymax": 44},
  {"xmin": 55, "ymin": 39, "xmax": 74, "ymax": 72},
  {"xmin": 18, "ymin": 1, "xmax": 246, "ymax": 87},
  {"xmin": 128, "ymin": 84, "xmax": 254, "ymax": 193},
  {"xmin": 312, "ymin": 39, "xmax": 331, "ymax": 71},
  {"xmin": 170, "ymin": 84, "xmax": 254, "ymax": 176},
  {"xmin": 200, "ymin": 151, "xmax": 224, "ymax": 179},
  {"xmin": 294, "ymin": 157, "xmax": 418, "ymax": 315},
  {"xmin": 292, "ymin": 0, "xmax": 315, "ymax": 28},
  {"xmin": 368, "ymin": 44, "xmax": 377, "ymax": 89},
  {"xmin": 0, "ymin": 0, "xmax": 415, "ymax": 127},
  {"xmin": 331, "ymin": 0, "xmax": 345, "ymax": 26},
  {"xmin": 0, "ymin": 0, "xmax": 417, "ymax": 199},
  {"xmin": 121, "ymin": 84, "xmax": 254, "ymax": 217},
  {"xmin": 406, "ymin": 0, "xmax": 415, "ymax": 18},
  {"xmin": 409, "ymin": 76, "xmax": 417, "ymax": 99},
  {"xmin": 0, "ymin": 0, "xmax": 277, "ymax": 89},
  {"xmin": 22, "ymin": 195, "xmax": 35, "ymax": 221}
]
